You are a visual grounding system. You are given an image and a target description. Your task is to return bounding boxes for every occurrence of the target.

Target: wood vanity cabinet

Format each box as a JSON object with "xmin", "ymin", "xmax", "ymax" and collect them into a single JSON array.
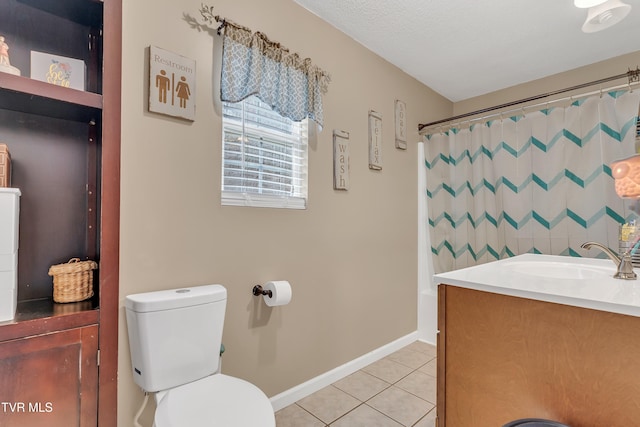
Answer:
[
  {"xmin": 437, "ymin": 284, "xmax": 640, "ymax": 427},
  {"xmin": 0, "ymin": 1, "xmax": 121, "ymax": 426}
]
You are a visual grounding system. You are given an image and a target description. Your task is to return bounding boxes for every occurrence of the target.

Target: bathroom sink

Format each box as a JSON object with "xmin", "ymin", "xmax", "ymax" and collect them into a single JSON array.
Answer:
[
  {"xmin": 503, "ymin": 260, "xmax": 613, "ymax": 280},
  {"xmin": 434, "ymin": 253, "xmax": 640, "ymax": 318}
]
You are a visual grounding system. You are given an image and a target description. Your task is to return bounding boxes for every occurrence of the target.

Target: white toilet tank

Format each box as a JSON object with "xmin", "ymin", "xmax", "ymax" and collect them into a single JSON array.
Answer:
[{"xmin": 125, "ymin": 284, "xmax": 227, "ymax": 392}]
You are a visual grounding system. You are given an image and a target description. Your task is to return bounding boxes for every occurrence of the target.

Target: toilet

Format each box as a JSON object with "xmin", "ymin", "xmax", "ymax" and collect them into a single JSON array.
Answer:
[{"xmin": 125, "ymin": 284, "xmax": 275, "ymax": 426}]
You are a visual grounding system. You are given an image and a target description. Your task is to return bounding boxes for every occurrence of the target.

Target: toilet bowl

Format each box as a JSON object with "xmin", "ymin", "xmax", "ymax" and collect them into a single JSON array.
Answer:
[
  {"xmin": 154, "ymin": 374, "xmax": 274, "ymax": 427},
  {"xmin": 125, "ymin": 284, "xmax": 275, "ymax": 427}
]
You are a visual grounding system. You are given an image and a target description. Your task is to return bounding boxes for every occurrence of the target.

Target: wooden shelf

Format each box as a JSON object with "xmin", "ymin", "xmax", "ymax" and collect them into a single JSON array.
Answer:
[
  {"xmin": 0, "ymin": 72, "xmax": 102, "ymax": 123},
  {"xmin": 0, "ymin": 299, "xmax": 98, "ymax": 343}
]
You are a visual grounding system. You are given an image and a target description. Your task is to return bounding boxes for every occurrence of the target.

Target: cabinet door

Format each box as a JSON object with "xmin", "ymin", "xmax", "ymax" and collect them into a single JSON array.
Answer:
[
  {"xmin": 439, "ymin": 285, "xmax": 640, "ymax": 426},
  {"xmin": 0, "ymin": 325, "xmax": 98, "ymax": 427}
]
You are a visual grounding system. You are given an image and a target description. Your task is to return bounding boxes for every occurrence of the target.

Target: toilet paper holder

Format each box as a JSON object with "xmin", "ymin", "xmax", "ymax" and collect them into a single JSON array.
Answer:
[
  {"xmin": 252, "ymin": 281, "xmax": 292, "ymax": 307},
  {"xmin": 252, "ymin": 285, "xmax": 272, "ymax": 298}
]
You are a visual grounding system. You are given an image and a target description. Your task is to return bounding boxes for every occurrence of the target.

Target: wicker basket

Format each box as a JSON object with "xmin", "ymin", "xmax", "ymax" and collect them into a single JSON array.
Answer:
[
  {"xmin": 48, "ymin": 258, "xmax": 97, "ymax": 303},
  {"xmin": 0, "ymin": 143, "xmax": 11, "ymax": 187}
]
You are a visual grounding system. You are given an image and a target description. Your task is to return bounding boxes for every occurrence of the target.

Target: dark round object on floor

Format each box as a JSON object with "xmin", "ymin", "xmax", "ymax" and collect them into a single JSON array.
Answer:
[{"xmin": 503, "ymin": 419, "xmax": 570, "ymax": 427}]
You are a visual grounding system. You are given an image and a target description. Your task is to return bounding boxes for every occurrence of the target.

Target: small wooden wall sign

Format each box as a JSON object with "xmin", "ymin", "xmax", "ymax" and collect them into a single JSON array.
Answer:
[
  {"xmin": 368, "ymin": 110, "xmax": 382, "ymax": 170},
  {"xmin": 333, "ymin": 130, "xmax": 350, "ymax": 190},
  {"xmin": 395, "ymin": 100, "xmax": 407, "ymax": 150},
  {"xmin": 149, "ymin": 46, "xmax": 196, "ymax": 121}
]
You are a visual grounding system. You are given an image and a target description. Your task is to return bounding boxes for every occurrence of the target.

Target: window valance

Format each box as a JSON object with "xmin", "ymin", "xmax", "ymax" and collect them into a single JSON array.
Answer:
[{"xmin": 219, "ymin": 19, "xmax": 331, "ymax": 128}]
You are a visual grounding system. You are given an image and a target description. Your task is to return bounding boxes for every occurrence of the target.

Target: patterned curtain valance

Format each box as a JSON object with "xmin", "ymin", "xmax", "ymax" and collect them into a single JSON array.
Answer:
[{"xmin": 220, "ymin": 20, "xmax": 331, "ymax": 127}]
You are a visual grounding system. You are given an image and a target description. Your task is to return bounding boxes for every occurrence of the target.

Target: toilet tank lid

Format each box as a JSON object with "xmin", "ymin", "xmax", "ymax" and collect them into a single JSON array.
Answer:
[{"xmin": 125, "ymin": 284, "xmax": 227, "ymax": 312}]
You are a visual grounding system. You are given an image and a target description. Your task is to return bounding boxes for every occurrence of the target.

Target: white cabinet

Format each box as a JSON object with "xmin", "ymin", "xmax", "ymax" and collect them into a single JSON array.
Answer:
[{"xmin": 0, "ymin": 188, "xmax": 20, "ymax": 321}]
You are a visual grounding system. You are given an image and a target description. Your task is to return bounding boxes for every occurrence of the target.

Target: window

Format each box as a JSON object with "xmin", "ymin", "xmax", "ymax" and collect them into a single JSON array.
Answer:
[{"xmin": 221, "ymin": 95, "xmax": 308, "ymax": 209}]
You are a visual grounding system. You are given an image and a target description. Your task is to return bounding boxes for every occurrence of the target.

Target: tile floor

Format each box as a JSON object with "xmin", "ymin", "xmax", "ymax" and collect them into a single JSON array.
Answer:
[{"xmin": 275, "ymin": 341, "xmax": 437, "ymax": 427}]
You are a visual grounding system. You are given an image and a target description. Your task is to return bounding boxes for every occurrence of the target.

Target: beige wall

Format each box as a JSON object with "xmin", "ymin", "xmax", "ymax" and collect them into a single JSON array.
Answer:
[
  {"xmin": 118, "ymin": 0, "xmax": 451, "ymax": 424},
  {"xmin": 453, "ymin": 51, "xmax": 640, "ymax": 118}
]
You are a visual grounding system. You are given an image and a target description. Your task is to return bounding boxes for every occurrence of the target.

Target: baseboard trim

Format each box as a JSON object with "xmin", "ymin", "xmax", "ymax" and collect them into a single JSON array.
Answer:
[{"xmin": 269, "ymin": 331, "xmax": 419, "ymax": 411}]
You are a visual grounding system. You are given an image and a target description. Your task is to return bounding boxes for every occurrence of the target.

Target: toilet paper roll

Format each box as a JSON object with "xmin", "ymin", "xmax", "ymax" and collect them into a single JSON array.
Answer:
[{"xmin": 263, "ymin": 280, "xmax": 292, "ymax": 307}]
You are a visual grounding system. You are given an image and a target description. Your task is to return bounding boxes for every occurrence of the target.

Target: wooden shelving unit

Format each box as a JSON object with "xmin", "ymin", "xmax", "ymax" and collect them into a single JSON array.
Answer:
[{"xmin": 0, "ymin": 0, "xmax": 121, "ymax": 425}]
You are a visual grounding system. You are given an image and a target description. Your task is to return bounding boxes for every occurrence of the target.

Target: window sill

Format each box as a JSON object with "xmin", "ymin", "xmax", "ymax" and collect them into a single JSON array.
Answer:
[{"xmin": 221, "ymin": 191, "xmax": 306, "ymax": 210}]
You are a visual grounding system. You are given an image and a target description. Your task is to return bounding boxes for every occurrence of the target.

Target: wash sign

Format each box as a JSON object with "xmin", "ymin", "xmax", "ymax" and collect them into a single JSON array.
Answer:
[{"xmin": 149, "ymin": 46, "xmax": 196, "ymax": 121}]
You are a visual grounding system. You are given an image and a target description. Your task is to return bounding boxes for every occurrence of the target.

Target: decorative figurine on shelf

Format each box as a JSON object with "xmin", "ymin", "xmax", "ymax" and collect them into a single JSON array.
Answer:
[
  {"xmin": 0, "ymin": 37, "xmax": 9, "ymax": 65},
  {"xmin": 0, "ymin": 36, "xmax": 21, "ymax": 76}
]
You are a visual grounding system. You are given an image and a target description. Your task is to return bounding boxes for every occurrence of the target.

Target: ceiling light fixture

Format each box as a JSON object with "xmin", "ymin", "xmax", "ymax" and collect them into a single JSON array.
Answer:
[
  {"xmin": 581, "ymin": 0, "xmax": 632, "ymax": 33},
  {"xmin": 574, "ymin": 0, "xmax": 607, "ymax": 8}
]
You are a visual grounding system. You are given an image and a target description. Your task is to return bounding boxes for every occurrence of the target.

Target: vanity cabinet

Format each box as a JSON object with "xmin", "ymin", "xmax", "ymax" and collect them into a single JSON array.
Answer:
[
  {"xmin": 0, "ymin": 0, "xmax": 121, "ymax": 425},
  {"xmin": 437, "ymin": 284, "xmax": 640, "ymax": 427}
]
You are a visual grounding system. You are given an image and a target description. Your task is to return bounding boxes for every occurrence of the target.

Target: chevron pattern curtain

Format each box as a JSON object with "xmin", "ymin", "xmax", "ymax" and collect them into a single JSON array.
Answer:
[{"xmin": 425, "ymin": 90, "xmax": 640, "ymax": 274}]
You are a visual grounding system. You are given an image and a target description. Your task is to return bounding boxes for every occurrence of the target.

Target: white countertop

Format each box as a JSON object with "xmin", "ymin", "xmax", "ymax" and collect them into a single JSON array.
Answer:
[{"xmin": 433, "ymin": 253, "xmax": 640, "ymax": 317}]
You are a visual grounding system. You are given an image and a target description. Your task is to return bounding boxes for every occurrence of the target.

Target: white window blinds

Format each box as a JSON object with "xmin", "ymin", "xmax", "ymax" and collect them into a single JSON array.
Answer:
[{"xmin": 221, "ymin": 95, "xmax": 308, "ymax": 209}]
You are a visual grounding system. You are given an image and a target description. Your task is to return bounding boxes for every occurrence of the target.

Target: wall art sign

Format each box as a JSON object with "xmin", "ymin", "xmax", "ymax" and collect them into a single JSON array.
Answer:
[
  {"xmin": 31, "ymin": 51, "xmax": 85, "ymax": 90},
  {"xmin": 149, "ymin": 46, "xmax": 196, "ymax": 121},
  {"xmin": 333, "ymin": 130, "xmax": 350, "ymax": 190},
  {"xmin": 395, "ymin": 100, "xmax": 407, "ymax": 150},
  {"xmin": 368, "ymin": 110, "xmax": 383, "ymax": 170}
]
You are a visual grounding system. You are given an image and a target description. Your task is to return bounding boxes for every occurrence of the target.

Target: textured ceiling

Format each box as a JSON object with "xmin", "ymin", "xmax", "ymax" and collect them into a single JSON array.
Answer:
[{"xmin": 294, "ymin": 0, "xmax": 640, "ymax": 102}]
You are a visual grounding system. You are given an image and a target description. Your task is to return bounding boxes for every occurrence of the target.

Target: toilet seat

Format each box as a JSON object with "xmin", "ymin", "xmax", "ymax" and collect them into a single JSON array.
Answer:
[{"xmin": 154, "ymin": 374, "xmax": 275, "ymax": 427}]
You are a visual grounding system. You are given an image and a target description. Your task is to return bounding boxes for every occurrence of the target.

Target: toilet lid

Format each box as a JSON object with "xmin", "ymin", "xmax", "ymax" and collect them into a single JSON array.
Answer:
[{"xmin": 155, "ymin": 374, "xmax": 275, "ymax": 427}]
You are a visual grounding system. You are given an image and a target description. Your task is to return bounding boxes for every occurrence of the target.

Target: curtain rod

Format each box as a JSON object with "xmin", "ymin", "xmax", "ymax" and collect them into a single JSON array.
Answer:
[{"xmin": 418, "ymin": 67, "xmax": 640, "ymax": 134}]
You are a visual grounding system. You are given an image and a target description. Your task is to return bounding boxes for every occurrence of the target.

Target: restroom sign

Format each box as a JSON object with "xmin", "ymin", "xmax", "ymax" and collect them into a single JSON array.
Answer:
[{"xmin": 149, "ymin": 46, "xmax": 196, "ymax": 121}]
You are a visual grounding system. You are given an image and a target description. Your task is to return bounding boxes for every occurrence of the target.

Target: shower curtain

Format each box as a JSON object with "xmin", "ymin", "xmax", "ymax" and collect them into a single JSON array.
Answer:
[{"xmin": 424, "ymin": 90, "xmax": 640, "ymax": 274}]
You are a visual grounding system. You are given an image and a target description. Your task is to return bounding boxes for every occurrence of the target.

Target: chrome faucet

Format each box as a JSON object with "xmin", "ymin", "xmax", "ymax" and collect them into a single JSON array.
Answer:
[{"xmin": 581, "ymin": 241, "xmax": 637, "ymax": 280}]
